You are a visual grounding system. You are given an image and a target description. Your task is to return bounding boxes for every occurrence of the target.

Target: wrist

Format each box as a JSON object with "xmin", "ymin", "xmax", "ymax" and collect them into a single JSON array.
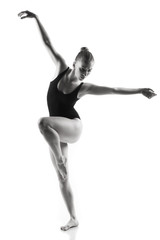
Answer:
[
  {"xmin": 139, "ymin": 88, "xmax": 144, "ymax": 94},
  {"xmin": 34, "ymin": 14, "xmax": 38, "ymax": 19}
]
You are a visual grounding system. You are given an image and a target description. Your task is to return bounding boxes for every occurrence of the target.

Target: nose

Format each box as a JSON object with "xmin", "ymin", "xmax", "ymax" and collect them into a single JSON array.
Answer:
[
  {"xmin": 83, "ymin": 71, "xmax": 87, "ymax": 76},
  {"xmin": 85, "ymin": 70, "xmax": 90, "ymax": 76}
]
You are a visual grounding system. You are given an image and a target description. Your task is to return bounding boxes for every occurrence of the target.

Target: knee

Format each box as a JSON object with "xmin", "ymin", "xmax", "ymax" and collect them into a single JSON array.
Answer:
[
  {"xmin": 38, "ymin": 118, "xmax": 59, "ymax": 143},
  {"xmin": 38, "ymin": 117, "xmax": 49, "ymax": 134},
  {"xmin": 59, "ymin": 175, "xmax": 68, "ymax": 185}
]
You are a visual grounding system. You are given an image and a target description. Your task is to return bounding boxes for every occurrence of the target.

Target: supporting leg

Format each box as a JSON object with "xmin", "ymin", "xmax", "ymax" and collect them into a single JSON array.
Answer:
[
  {"xmin": 59, "ymin": 181, "xmax": 79, "ymax": 231},
  {"xmin": 49, "ymin": 144, "xmax": 79, "ymax": 231}
]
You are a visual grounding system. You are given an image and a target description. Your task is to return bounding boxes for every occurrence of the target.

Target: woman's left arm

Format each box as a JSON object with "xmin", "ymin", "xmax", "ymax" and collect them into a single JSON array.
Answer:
[
  {"xmin": 112, "ymin": 87, "xmax": 157, "ymax": 98},
  {"xmin": 80, "ymin": 83, "xmax": 157, "ymax": 99}
]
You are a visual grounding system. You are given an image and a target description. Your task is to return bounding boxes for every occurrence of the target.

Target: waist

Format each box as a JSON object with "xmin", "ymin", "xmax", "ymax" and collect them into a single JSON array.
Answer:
[{"xmin": 48, "ymin": 107, "xmax": 80, "ymax": 119}]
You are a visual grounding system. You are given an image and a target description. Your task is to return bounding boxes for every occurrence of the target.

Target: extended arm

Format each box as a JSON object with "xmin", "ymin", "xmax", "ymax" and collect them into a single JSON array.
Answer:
[
  {"xmin": 18, "ymin": 11, "xmax": 67, "ymax": 72},
  {"xmin": 34, "ymin": 16, "xmax": 66, "ymax": 66},
  {"xmin": 80, "ymin": 83, "xmax": 156, "ymax": 99}
]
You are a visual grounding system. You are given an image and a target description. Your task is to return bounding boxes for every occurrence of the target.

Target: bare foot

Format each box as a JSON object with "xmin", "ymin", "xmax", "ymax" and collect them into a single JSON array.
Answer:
[{"xmin": 61, "ymin": 218, "xmax": 79, "ymax": 231}]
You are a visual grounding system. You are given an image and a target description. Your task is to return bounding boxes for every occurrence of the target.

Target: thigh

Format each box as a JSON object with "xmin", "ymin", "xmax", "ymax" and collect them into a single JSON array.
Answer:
[{"xmin": 41, "ymin": 117, "xmax": 83, "ymax": 143}]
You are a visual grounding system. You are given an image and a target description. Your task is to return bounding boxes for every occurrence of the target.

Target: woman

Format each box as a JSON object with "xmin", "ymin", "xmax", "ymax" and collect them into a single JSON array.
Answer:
[{"xmin": 18, "ymin": 10, "xmax": 156, "ymax": 231}]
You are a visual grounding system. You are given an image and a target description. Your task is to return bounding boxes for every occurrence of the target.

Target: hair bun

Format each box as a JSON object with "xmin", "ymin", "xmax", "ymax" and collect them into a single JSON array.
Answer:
[{"xmin": 80, "ymin": 47, "xmax": 89, "ymax": 52}]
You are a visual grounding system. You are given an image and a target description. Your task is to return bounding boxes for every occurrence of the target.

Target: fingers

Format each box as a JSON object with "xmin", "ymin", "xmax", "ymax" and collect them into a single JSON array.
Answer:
[
  {"xmin": 20, "ymin": 16, "xmax": 28, "ymax": 19},
  {"xmin": 148, "ymin": 88, "xmax": 155, "ymax": 94},
  {"xmin": 146, "ymin": 92, "xmax": 156, "ymax": 99},
  {"xmin": 149, "ymin": 92, "xmax": 157, "ymax": 99},
  {"xmin": 18, "ymin": 10, "xmax": 35, "ymax": 19},
  {"xmin": 148, "ymin": 89, "xmax": 157, "ymax": 98},
  {"xmin": 18, "ymin": 11, "xmax": 24, "ymax": 16},
  {"xmin": 142, "ymin": 88, "xmax": 157, "ymax": 99},
  {"xmin": 18, "ymin": 11, "xmax": 27, "ymax": 16},
  {"xmin": 18, "ymin": 11, "xmax": 27, "ymax": 19}
]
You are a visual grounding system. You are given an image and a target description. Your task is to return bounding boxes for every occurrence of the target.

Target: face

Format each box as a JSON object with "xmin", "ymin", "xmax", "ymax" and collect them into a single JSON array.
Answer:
[{"xmin": 74, "ymin": 58, "xmax": 94, "ymax": 81}]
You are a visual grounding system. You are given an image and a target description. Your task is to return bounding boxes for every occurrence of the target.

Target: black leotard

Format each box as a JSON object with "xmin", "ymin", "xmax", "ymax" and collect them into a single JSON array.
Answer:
[{"xmin": 47, "ymin": 67, "xmax": 83, "ymax": 119}]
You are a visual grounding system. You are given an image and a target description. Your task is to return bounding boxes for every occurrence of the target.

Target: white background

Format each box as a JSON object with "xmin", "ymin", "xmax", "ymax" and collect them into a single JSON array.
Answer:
[{"xmin": 0, "ymin": 0, "xmax": 160, "ymax": 239}]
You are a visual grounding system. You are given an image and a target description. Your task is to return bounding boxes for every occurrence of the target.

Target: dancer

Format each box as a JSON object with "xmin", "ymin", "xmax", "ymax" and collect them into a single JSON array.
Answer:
[{"xmin": 18, "ymin": 10, "xmax": 156, "ymax": 231}]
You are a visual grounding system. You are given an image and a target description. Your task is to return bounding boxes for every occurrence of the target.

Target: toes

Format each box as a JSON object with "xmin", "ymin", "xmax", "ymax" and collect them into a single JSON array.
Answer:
[
  {"xmin": 61, "ymin": 225, "xmax": 70, "ymax": 231},
  {"xmin": 61, "ymin": 224, "xmax": 78, "ymax": 231},
  {"xmin": 60, "ymin": 219, "xmax": 79, "ymax": 231}
]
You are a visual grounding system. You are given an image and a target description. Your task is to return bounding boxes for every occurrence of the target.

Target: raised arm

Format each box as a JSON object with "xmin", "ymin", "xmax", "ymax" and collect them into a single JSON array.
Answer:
[
  {"xmin": 79, "ymin": 83, "xmax": 157, "ymax": 99},
  {"xmin": 18, "ymin": 10, "xmax": 67, "ymax": 74}
]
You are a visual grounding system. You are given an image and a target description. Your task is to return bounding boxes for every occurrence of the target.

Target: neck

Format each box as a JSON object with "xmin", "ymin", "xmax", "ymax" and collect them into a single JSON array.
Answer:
[{"xmin": 67, "ymin": 69, "xmax": 79, "ymax": 83}]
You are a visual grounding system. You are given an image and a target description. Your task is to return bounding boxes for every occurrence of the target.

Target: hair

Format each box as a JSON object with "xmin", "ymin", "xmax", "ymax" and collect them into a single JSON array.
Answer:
[{"xmin": 75, "ymin": 47, "xmax": 94, "ymax": 63}]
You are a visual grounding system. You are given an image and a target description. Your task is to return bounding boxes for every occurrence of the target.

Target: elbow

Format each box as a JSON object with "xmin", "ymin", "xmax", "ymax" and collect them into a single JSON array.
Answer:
[
  {"xmin": 111, "ymin": 87, "xmax": 117, "ymax": 94},
  {"xmin": 45, "ymin": 40, "xmax": 50, "ymax": 46},
  {"xmin": 44, "ymin": 38, "xmax": 51, "ymax": 46}
]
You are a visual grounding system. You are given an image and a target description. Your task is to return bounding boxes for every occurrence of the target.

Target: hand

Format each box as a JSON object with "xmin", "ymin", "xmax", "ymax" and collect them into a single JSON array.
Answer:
[
  {"xmin": 141, "ymin": 88, "xmax": 157, "ymax": 99},
  {"xmin": 18, "ymin": 10, "xmax": 37, "ymax": 19}
]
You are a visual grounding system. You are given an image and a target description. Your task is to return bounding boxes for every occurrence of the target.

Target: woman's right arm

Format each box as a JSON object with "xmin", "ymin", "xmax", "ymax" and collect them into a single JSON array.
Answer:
[{"xmin": 18, "ymin": 10, "xmax": 67, "ymax": 75}]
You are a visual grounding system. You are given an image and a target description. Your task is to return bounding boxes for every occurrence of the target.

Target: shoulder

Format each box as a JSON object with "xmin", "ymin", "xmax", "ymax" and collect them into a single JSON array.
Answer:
[
  {"xmin": 53, "ymin": 62, "xmax": 69, "ymax": 79},
  {"xmin": 77, "ymin": 82, "xmax": 93, "ymax": 98}
]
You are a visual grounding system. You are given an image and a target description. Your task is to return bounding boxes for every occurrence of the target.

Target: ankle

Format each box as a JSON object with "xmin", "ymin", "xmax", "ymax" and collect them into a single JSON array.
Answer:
[{"xmin": 70, "ymin": 216, "xmax": 77, "ymax": 221}]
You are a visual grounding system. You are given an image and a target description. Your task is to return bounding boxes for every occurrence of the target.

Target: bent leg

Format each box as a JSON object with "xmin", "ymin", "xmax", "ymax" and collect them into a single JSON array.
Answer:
[
  {"xmin": 38, "ymin": 117, "xmax": 82, "ymax": 179},
  {"xmin": 38, "ymin": 117, "xmax": 83, "ymax": 144}
]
